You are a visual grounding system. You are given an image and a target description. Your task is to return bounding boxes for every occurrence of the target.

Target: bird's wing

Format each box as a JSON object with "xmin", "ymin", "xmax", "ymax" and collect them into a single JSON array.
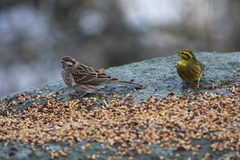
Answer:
[
  {"xmin": 71, "ymin": 63, "xmax": 98, "ymax": 84},
  {"xmin": 71, "ymin": 63, "xmax": 113, "ymax": 85},
  {"xmin": 199, "ymin": 61, "xmax": 205, "ymax": 72},
  {"xmin": 90, "ymin": 70, "xmax": 115, "ymax": 85}
]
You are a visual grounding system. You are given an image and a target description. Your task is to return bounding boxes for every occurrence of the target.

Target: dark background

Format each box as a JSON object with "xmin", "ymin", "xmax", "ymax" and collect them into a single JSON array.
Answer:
[{"xmin": 1, "ymin": 0, "xmax": 240, "ymax": 96}]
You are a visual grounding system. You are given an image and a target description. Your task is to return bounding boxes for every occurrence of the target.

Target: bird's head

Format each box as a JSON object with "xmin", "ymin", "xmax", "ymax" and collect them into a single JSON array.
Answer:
[
  {"xmin": 177, "ymin": 49, "xmax": 196, "ymax": 61},
  {"xmin": 59, "ymin": 56, "xmax": 78, "ymax": 70}
]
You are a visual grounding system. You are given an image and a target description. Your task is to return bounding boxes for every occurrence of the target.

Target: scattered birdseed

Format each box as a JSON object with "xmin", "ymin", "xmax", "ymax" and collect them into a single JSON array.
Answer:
[{"xmin": 0, "ymin": 83, "xmax": 239, "ymax": 159}]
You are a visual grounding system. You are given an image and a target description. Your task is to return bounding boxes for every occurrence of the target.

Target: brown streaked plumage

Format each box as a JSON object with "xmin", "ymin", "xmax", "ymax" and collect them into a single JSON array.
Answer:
[{"xmin": 59, "ymin": 56, "xmax": 142, "ymax": 97}]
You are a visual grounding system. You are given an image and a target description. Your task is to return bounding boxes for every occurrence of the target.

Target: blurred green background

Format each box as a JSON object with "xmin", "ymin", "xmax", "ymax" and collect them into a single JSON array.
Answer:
[{"xmin": 1, "ymin": 0, "xmax": 240, "ymax": 96}]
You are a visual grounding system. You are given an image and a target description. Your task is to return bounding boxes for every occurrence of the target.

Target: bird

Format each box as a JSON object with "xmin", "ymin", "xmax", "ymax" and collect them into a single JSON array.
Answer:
[
  {"xmin": 176, "ymin": 49, "xmax": 204, "ymax": 89},
  {"xmin": 59, "ymin": 56, "xmax": 143, "ymax": 97}
]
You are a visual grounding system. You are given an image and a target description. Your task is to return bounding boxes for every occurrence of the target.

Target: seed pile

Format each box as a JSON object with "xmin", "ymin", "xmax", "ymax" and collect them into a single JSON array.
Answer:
[{"xmin": 0, "ymin": 82, "xmax": 239, "ymax": 159}]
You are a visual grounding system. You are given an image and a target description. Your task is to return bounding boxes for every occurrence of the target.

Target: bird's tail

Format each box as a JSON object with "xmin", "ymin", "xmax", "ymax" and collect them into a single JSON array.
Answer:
[{"xmin": 112, "ymin": 80, "xmax": 143, "ymax": 89}]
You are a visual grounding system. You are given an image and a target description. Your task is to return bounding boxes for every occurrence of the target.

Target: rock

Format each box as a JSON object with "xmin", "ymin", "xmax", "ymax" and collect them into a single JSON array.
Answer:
[{"xmin": 0, "ymin": 52, "xmax": 239, "ymax": 160}]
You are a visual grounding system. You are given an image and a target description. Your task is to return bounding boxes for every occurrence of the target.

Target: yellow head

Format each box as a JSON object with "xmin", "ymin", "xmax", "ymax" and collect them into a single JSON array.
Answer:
[{"xmin": 177, "ymin": 49, "xmax": 196, "ymax": 62}]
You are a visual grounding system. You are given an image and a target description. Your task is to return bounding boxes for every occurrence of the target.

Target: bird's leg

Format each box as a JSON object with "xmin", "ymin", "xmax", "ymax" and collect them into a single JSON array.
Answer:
[
  {"xmin": 75, "ymin": 92, "xmax": 88, "ymax": 99},
  {"xmin": 195, "ymin": 79, "xmax": 200, "ymax": 89},
  {"xmin": 183, "ymin": 81, "xmax": 187, "ymax": 88}
]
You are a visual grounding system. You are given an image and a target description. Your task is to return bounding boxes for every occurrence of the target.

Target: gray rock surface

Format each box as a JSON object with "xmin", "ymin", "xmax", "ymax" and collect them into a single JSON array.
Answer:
[{"xmin": 0, "ymin": 52, "xmax": 239, "ymax": 160}]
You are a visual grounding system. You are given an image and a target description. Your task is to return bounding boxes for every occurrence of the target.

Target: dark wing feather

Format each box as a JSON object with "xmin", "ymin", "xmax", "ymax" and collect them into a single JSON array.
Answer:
[
  {"xmin": 71, "ymin": 63, "xmax": 113, "ymax": 85},
  {"xmin": 71, "ymin": 63, "xmax": 98, "ymax": 84},
  {"xmin": 88, "ymin": 69, "xmax": 114, "ymax": 85},
  {"xmin": 198, "ymin": 60, "xmax": 205, "ymax": 75}
]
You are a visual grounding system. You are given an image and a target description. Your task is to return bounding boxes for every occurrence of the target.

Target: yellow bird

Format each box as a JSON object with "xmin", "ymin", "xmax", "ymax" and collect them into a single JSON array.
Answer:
[{"xmin": 176, "ymin": 49, "xmax": 204, "ymax": 89}]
